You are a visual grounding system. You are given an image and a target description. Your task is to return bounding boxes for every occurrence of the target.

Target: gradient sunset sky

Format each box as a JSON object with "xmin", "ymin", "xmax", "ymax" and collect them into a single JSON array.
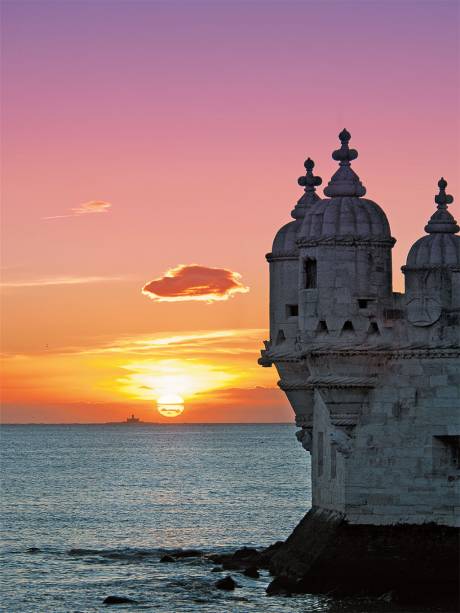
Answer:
[{"xmin": 1, "ymin": 0, "xmax": 459, "ymax": 423}]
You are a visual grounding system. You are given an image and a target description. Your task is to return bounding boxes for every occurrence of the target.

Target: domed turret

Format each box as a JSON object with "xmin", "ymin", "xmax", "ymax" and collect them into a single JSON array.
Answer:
[
  {"xmin": 297, "ymin": 131, "xmax": 395, "ymax": 340},
  {"xmin": 267, "ymin": 159, "xmax": 322, "ymax": 347},
  {"xmin": 299, "ymin": 130, "xmax": 392, "ymax": 243},
  {"xmin": 406, "ymin": 178, "xmax": 460, "ymax": 268},
  {"xmin": 403, "ymin": 179, "xmax": 460, "ymax": 328}
]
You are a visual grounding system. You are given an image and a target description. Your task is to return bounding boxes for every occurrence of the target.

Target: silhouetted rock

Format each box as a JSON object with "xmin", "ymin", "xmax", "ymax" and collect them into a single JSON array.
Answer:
[
  {"xmin": 170, "ymin": 549, "xmax": 202, "ymax": 559},
  {"xmin": 258, "ymin": 541, "xmax": 283, "ymax": 566},
  {"xmin": 268, "ymin": 509, "xmax": 460, "ymax": 605},
  {"xmin": 103, "ymin": 595, "xmax": 138, "ymax": 604},
  {"xmin": 233, "ymin": 546, "xmax": 258, "ymax": 558},
  {"xmin": 68, "ymin": 548, "xmax": 96, "ymax": 556},
  {"xmin": 160, "ymin": 554, "xmax": 175, "ymax": 563},
  {"xmin": 266, "ymin": 576, "xmax": 296, "ymax": 597},
  {"xmin": 209, "ymin": 541, "xmax": 283, "ymax": 571},
  {"xmin": 209, "ymin": 541, "xmax": 283, "ymax": 572},
  {"xmin": 211, "ymin": 566, "xmax": 222, "ymax": 572},
  {"xmin": 243, "ymin": 566, "xmax": 259, "ymax": 578},
  {"xmin": 215, "ymin": 575, "xmax": 238, "ymax": 590},
  {"xmin": 26, "ymin": 547, "xmax": 41, "ymax": 553}
]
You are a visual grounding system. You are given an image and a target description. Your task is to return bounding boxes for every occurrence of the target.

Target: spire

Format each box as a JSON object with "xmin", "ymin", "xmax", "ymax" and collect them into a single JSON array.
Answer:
[
  {"xmin": 424, "ymin": 178, "xmax": 459, "ymax": 234},
  {"xmin": 292, "ymin": 158, "xmax": 322, "ymax": 219},
  {"xmin": 323, "ymin": 129, "xmax": 366, "ymax": 198}
]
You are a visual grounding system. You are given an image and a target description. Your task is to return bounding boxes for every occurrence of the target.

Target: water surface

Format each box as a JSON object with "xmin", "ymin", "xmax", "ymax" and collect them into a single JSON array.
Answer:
[{"xmin": 0, "ymin": 424, "xmax": 448, "ymax": 612}]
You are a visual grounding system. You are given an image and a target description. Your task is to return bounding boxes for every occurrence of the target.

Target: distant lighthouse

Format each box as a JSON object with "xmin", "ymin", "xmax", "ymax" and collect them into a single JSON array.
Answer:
[{"xmin": 260, "ymin": 130, "xmax": 459, "ymax": 602}]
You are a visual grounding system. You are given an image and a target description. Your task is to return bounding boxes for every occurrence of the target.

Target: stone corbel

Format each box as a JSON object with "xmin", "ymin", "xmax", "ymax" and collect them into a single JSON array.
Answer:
[
  {"xmin": 330, "ymin": 426, "xmax": 354, "ymax": 458},
  {"xmin": 296, "ymin": 428, "xmax": 313, "ymax": 452}
]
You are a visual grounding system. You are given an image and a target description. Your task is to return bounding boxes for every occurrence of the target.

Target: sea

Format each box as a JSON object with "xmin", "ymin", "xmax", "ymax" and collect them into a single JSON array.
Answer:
[{"xmin": 0, "ymin": 424, "xmax": 451, "ymax": 612}]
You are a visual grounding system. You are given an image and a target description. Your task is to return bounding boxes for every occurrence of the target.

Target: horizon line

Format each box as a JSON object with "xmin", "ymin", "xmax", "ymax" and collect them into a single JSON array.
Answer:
[{"xmin": 0, "ymin": 421, "xmax": 294, "ymax": 426}]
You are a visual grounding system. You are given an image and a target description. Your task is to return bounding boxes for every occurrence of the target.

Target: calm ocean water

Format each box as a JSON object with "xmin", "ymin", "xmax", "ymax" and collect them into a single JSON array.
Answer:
[{"xmin": 0, "ymin": 424, "xmax": 448, "ymax": 612}]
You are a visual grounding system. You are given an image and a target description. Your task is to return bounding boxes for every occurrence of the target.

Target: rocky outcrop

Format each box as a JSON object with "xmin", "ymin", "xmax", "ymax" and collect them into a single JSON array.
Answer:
[
  {"xmin": 268, "ymin": 507, "xmax": 460, "ymax": 605},
  {"xmin": 215, "ymin": 575, "xmax": 238, "ymax": 590},
  {"xmin": 208, "ymin": 542, "xmax": 282, "ymax": 571},
  {"xmin": 103, "ymin": 595, "xmax": 138, "ymax": 605}
]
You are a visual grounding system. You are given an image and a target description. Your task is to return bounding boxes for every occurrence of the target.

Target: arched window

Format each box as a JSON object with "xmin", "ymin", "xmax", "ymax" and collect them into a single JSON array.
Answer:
[{"xmin": 304, "ymin": 258, "xmax": 317, "ymax": 289}]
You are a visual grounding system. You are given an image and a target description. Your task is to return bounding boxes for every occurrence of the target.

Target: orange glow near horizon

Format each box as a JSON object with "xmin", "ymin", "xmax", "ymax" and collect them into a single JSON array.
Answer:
[
  {"xmin": 117, "ymin": 358, "xmax": 236, "ymax": 402},
  {"xmin": 0, "ymin": 329, "xmax": 293, "ymax": 423}
]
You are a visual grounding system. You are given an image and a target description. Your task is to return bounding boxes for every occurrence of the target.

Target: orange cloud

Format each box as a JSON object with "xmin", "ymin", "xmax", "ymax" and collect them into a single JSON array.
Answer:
[
  {"xmin": 43, "ymin": 200, "xmax": 112, "ymax": 220},
  {"xmin": 142, "ymin": 264, "xmax": 249, "ymax": 303}
]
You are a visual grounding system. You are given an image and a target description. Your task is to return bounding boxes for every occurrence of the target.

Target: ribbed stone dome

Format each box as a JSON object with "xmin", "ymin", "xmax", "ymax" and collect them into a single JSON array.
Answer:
[
  {"xmin": 272, "ymin": 220, "xmax": 300, "ymax": 254},
  {"xmin": 298, "ymin": 130, "xmax": 392, "ymax": 243},
  {"xmin": 300, "ymin": 196, "xmax": 392, "ymax": 241},
  {"xmin": 407, "ymin": 233, "xmax": 460, "ymax": 267},
  {"xmin": 406, "ymin": 178, "xmax": 460, "ymax": 268}
]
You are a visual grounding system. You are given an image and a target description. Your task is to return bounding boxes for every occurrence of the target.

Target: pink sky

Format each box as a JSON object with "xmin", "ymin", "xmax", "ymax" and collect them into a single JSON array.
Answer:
[{"xmin": 1, "ymin": 0, "xmax": 459, "ymax": 422}]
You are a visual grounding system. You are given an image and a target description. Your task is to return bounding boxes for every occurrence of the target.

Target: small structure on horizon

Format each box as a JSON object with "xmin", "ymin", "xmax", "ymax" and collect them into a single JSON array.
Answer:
[
  {"xmin": 260, "ymin": 130, "xmax": 459, "ymax": 601},
  {"xmin": 126, "ymin": 413, "xmax": 140, "ymax": 423}
]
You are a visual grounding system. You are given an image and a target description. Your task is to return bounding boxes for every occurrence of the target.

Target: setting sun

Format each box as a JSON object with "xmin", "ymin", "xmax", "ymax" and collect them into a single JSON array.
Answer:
[
  {"xmin": 117, "ymin": 358, "xmax": 237, "ymax": 405},
  {"xmin": 157, "ymin": 392, "xmax": 184, "ymax": 405}
]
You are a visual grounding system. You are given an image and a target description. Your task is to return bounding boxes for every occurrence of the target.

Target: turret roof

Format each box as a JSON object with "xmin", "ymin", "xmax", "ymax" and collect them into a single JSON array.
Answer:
[
  {"xmin": 406, "ymin": 178, "xmax": 460, "ymax": 268},
  {"xmin": 299, "ymin": 130, "xmax": 393, "ymax": 243},
  {"xmin": 271, "ymin": 158, "xmax": 322, "ymax": 256}
]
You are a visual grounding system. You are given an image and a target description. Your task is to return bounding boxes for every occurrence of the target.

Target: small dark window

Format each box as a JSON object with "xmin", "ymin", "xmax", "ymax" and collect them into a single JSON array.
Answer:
[
  {"xmin": 286, "ymin": 304, "xmax": 298, "ymax": 317},
  {"xmin": 276, "ymin": 329, "xmax": 286, "ymax": 345},
  {"xmin": 358, "ymin": 299, "xmax": 368, "ymax": 309},
  {"xmin": 433, "ymin": 436, "xmax": 460, "ymax": 473},
  {"xmin": 368, "ymin": 322, "xmax": 380, "ymax": 335},
  {"xmin": 330, "ymin": 444, "xmax": 337, "ymax": 479},
  {"xmin": 316, "ymin": 320, "xmax": 328, "ymax": 334},
  {"xmin": 317, "ymin": 432, "xmax": 324, "ymax": 477},
  {"xmin": 342, "ymin": 320, "xmax": 354, "ymax": 332},
  {"xmin": 304, "ymin": 258, "xmax": 317, "ymax": 289},
  {"xmin": 384, "ymin": 308, "xmax": 404, "ymax": 320}
]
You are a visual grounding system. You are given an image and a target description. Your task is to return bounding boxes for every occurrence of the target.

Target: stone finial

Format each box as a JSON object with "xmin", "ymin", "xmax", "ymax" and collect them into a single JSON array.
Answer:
[
  {"xmin": 331, "ymin": 129, "xmax": 358, "ymax": 164},
  {"xmin": 292, "ymin": 157, "xmax": 322, "ymax": 219},
  {"xmin": 298, "ymin": 158, "xmax": 322, "ymax": 190},
  {"xmin": 425, "ymin": 177, "xmax": 459, "ymax": 234},
  {"xmin": 435, "ymin": 177, "xmax": 454, "ymax": 208},
  {"xmin": 323, "ymin": 129, "xmax": 366, "ymax": 198}
]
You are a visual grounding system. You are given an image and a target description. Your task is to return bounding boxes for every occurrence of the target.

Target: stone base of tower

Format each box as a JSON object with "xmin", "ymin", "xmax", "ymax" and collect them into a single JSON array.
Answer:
[{"xmin": 268, "ymin": 507, "xmax": 459, "ymax": 605}]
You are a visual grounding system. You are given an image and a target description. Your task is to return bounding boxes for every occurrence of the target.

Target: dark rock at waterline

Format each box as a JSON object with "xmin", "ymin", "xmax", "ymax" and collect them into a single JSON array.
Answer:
[
  {"xmin": 210, "ymin": 542, "xmax": 282, "ymax": 571},
  {"xmin": 26, "ymin": 547, "xmax": 41, "ymax": 553},
  {"xmin": 160, "ymin": 554, "xmax": 175, "ymax": 563},
  {"xmin": 268, "ymin": 507, "xmax": 460, "ymax": 605},
  {"xmin": 103, "ymin": 595, "xmax": 138, "ymax": 605},
  {"xmin": 68, "ymin": 548, "xmax": 97, "ymax": 556},
  {"xmin": 170, "ymin": 549, "xmax": 202, "ymax": 559},
  {"xmin": 243, "ymin": 566, "xmax": 260, "ymax": 578},
  {"xmin": 266, "ymin": 576, "xmax": 296, "ymax": 597},
  {"xmin": 215, "ymin": 575, "xmax": 238, "ymax": 591},
  {"xmin": 211, "ymin": 566, "xmax": 222, "ymax": 572}
]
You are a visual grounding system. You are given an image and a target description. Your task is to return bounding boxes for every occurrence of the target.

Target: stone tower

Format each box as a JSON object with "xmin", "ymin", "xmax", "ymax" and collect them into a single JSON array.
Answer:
[{"xmin": 260, "ymin": 131, "xmax": 459, "ymax": 602}]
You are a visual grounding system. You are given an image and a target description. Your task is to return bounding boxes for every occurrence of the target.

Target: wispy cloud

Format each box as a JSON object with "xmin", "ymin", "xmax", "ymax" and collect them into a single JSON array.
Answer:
[
  {"xmin": 1, "ymin": 275, "xmax": 124, "ymax": 288},
  {"xmin": 43, "ymin": 200, "xmax": 112, "ymax": 220},
  {"xmin": 142, "ymin": 264, "xmax": 250, "ymax": 303},
  {"xmin": 72, "ymin": 329, "xmax": 266, "ymax": 358}
]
